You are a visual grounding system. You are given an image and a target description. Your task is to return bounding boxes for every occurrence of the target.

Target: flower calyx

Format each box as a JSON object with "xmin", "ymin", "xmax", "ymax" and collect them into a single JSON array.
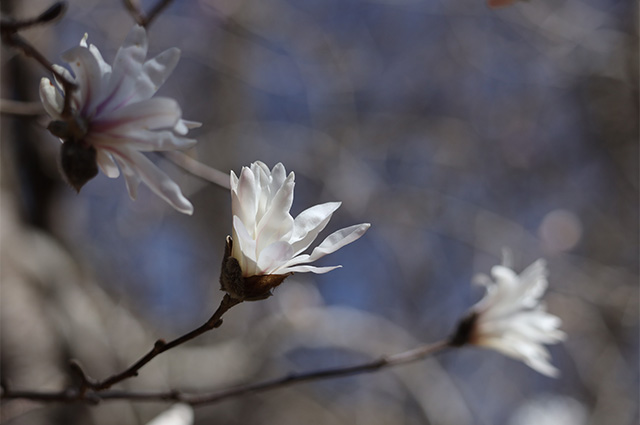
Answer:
[
  {"xmin": 219, "ymin": 236, "xmax": 292, "ymax": 302},
  {"xmin": 48, "ymin": 116, "xmax": 97, "ymax": 192}
]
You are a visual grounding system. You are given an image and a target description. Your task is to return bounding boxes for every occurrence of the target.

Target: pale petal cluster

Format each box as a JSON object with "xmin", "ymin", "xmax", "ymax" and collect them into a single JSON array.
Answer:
[
  {"xmin": 230, "ymin": 161, "xmax": 370, "ymax": 277},
  {"xmin": 40, "ymin": 25, "xmax": 200, "ymax": 214},
  {"xmin": 469, "ymin": 259, "xmax": 566, "ymax": 377}
]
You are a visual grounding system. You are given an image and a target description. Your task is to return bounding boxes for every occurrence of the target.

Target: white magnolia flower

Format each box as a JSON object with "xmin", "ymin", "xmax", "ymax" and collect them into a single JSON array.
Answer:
[
  {"xmin": 458, "ymin": 259, "xmax": 566, "ymax": 377},
  {"xmin": 40, "ymin": 25, "xmax": 200, "ymax": 214},
  {"xmin": 230, "ymin": 161, "xmax": 370, "ymax": 278},
  {"xmin": 145, "ymin": 404, "xmax": 194, "ymax": 425}
]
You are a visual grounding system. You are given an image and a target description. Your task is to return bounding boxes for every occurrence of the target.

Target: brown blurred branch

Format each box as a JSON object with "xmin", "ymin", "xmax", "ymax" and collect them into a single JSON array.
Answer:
[
  {"xmin": 1, "ymin": 340, "xmax": 450, "ymax": 405},
  {"xmin": 0, "ymin": 2, "xmax": 76, "ymax": 118},
  {"xmin": 123, "ymin": 0, "xmax": 175, "ymax": 28},
  {"xmin": 85, "ymin": 294, "xmax": 242, "ymax": 391},
  {"xmin": 0, "ymin": 99, "xmax": 44, "ymax": 115}
]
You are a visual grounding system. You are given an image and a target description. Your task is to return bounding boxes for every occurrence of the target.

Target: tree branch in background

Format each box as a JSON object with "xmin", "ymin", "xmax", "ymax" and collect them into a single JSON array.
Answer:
[
  {"xmin": 0, "ymin": 2, "xmax": 77, "ymax": 118},
  {"xmin": 85, "ymin": 294, "xmax": 242, "ymax": 391},
  {"xmin": 123, "ymin": 0, "xmax": 175, "ymax": 28},
  {"xmin": 1, "ymin": 339, "xmax": 450, "ymax": 405}
]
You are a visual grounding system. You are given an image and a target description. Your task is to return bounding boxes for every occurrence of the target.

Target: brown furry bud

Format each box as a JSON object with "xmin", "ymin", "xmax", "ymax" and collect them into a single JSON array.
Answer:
[
  {"xmin": 219, "ymin": 236, "xmax": 292, "ymax": 301},
  {"xmin": 60, "ymin": 140, "xmax": 98, "ymax": 192}
]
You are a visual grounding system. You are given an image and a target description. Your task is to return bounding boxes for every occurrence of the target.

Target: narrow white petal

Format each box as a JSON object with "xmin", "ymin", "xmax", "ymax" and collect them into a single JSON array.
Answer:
[
  {"xmin": 61, "ymin": 45, "xmax": 105, "ymax": 115},
  {"xmin": 290, "ymin": 202, "xmax": 341, "ymax": 254},
  {"xmin": 305, "ymin": 223, "xmax": 371, "ymax": 263},
  {"xmin": 115, "ymin": 149, "xmax": 193, "ymax": 214},
  {"xmin": 96, "ymin": 149, "xmax": 120, "ymax": 178},
  {"xmin": 232, "ymin": 216, "xmax": 258, "ymax": 275},
  {"xmin": 138, "ymin": 47, "xmax": 181, "ymax": 99},
  {"xmin": 234, "ymin": 167, "xmax": 259, "ymax": 233},
  {"xmin": 92, "ymin": 130, "xmax": 196, "ymax": 151},
  {"xmin": 93, "ymin": 97, "xmax": 181, "ymax": 134},
  {"xmin": 278, "ymin": 264, "xmax": 342, "ymax": 274}
]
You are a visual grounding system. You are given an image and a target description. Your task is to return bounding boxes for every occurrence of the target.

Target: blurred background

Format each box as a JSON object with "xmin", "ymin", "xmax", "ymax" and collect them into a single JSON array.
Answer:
[{"xmin": 1, "ymin": 0, "xmax": 637, "ymax": 424}]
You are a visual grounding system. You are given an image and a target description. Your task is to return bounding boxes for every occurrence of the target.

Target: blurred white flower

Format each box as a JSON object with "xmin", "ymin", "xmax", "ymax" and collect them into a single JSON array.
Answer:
[
  {"xmin": 40, "ymin": 25, "xmax": 200, "ymax": 214},
  {"xmin": 229, "ymin": 161, "xmax": 370, "ymax": 278},
  {"xmin": 509, "ymin": 394, "xmax": 588, "ymax": 425},
  {"xmin": 455, "ymin": 259, "xmax": 566, "ymax": 377},
  {"xmin": 145, "ymin": 404, "xmax": 194, "ymax": 425}
]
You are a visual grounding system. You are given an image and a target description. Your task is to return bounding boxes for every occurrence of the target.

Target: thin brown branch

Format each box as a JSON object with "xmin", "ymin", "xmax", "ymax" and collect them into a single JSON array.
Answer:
[
  {"xmin": 163, "ymin": 151, "xmax": 231, "ymax": 190},
  {"xmin": 1, "ymin": 340, "xmax": 451, "ymax": 406},
  {"xmin": 143, "ymin": 0, "xmax": 174, "ymax": 27},
  {"xmin": 87, "ymin": 294, "xmax": 242, "ymax": 391},
  {"xmin": 123, "ymin": 0, "xmax": 175, "ymax": 28},
  {"xmin": 1, "ymin": 3, "xmax": 77, "ymax": 118},
  {"xmin": 188, "ymin": 339, "xmax": 451, "ymax": 406}
]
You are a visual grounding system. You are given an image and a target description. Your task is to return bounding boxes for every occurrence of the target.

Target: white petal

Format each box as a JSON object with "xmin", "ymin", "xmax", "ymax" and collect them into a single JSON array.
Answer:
[
  {"xmin": 92, "ymin": 97, "xmax": 181, "ymax": 134},
  {"xmin": 255, "ymin": 173, "xmax": 295, "ymax": 252},
  {"xmin": 233, "ymin": 167, "xmax": 259, "ymax": 233},
  {"xmin": 96, "ymin": 149, "xmax": 120, "ymax": 178},
  {"xmin": 92, "ymin": 129, "xmax": 196, "ymax": 151},
  {"xmin": 114, "ymin": 149, "xmax": 193, "ymax": 215},
  {"xmin": 61, "ymin": 45, "xmax": 105, "ymax": 115},
  {"xmin": 278, "ymin": 264, "xmax": 342, "ymax": 274},
  {"xmin": 290, "ymin": 202, "xmax": 341, "ymax": 254},
  {"xmin": 39, "ymin": 78, "xmax": 63, "ymax": 119},
  {"xmin": 232, "ymin": 216, "xmax": 258, "ymax": 276},
  {"xmin": 305, "ymin": 223, "xmax": 371, "ymax": 263},
  {"xmin": 138, "ymin": 48, "xmax": 181, "ymax": 98},
  {"xmin": 257, "ymin": 241, "xmax": 294, "ymax": 274}
]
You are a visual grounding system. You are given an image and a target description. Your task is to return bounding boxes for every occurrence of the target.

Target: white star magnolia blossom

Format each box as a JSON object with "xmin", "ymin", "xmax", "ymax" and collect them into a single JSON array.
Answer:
[
  {"xmin": 231, "ymin": 161, "xmax": 370, "ymax": 277},
  {"xmin": 39, "ymin": 25, "xmax": 200, "ymax": 214},
  {"xmin": 470, "ymin": 259, "xmax": 566, "ymax": 377}
]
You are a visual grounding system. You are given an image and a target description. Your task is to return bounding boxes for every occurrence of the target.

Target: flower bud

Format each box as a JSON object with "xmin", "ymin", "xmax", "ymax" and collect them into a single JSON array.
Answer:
[
  {"xmin": 60, "ymin": 140, "xmax": 98, "ymax": 192},
  {"xmin": 219, "ymin": 236, "xmax": 291, "ymax": 301}
]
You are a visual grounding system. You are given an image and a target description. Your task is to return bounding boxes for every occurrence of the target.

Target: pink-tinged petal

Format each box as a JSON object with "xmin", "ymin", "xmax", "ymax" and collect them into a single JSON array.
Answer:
[
  {"xmin": 278, "ymin": 264, "xmax": 342, "ymax": 274},
  {"xmin": 305, "ymin": 223, "xmax": 371, "ymax": 263},
  {"xmin": 96, "ymin": 149, "xmax": 120, "ymax": 178},
  {"xmin": 290, "ymin": 202, "xmax": 341, "ymax": 254},
  {"xmin": 39, "ymin": 78, "xmax": 63, "ymax": 119},
  {"xmin": 93, "ymin": 97, "xmax": 181, "ymax": 133},
  {"xmin": 257, "ymin": 241, "xmax": 294, "ymax": 274},
  {"xmin": 115, "ymin": 149, "xmax": 193, "ymax": 214},
  {"xmin": 61, "ymin": 45, "xmax": 104, "ymax": 115}
]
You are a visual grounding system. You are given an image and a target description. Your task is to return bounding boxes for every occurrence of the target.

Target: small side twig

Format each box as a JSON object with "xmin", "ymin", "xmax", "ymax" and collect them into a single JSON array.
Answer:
[
  {"xmin": 86, "ymin": 294, "xmax": 242, "ymax": 391},
  {"xmin": 0, "ymin": 2, "xmax": 77, "ymax": 118},
  {"xmin": 123, "ymin": 0, "xmax": 175, "ymax": 28}
]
